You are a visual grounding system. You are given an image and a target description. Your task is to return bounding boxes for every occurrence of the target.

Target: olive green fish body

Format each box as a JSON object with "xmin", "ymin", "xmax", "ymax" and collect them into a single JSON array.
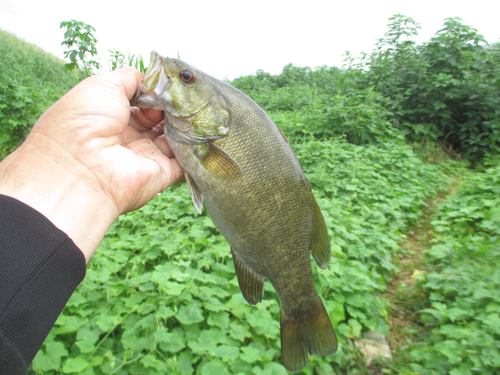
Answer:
[
  {"xmin": 172, "ymin": 89, "xmax": 316, "ymax": 305},
  {"xmin": 132, "ymin": 52, "xmax": 337, "ymax": 372}
]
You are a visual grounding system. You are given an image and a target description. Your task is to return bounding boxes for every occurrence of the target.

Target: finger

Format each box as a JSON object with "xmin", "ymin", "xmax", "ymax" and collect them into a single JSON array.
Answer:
[
  {"xmin": 98, "ymin": 67, "xmax": 144, "ymax": 101},
  {"xmin": 121, "ymin": 125, "xmax": 143, "ymax": 146},
  {"xmin": 129, "ymin": 107, "xmax": 164, "ymax": 131},
  {"xmin": 141, "ymin": 123, "xmax": 164, "ymax": 141},
  {"xmin": 128, "ymin": 138, "xmax": 184, "ymax": 188},
  {"xmin": 153, "ymin": 134, "xmax": 175, "ymax": 158}
]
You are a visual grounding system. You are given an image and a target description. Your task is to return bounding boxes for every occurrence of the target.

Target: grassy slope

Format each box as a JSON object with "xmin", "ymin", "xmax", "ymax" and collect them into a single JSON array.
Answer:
[{"xmin": 0, "ymin": 28, "xmax": 78, "ymax": 103}]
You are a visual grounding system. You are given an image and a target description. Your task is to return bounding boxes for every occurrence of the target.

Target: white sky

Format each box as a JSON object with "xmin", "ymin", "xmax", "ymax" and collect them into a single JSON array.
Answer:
[{"xmin": 1, "ymin": 0, "xmax": 499, "ymax": 80}]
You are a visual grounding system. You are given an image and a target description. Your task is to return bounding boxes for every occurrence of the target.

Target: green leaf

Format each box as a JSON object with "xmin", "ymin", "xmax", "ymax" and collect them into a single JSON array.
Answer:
[
  {"xmin": 198, "ymin": 358, "xmax": 226, "ymax": 375},
  {"xmin": 214, "ymin": 345, "xmax": 240, "ymax": 362},
  {"xmin": 240, "ymin": 346, "xmax": 262, "ymax": 363},
  {"xmin": 155, "ymin": 327, "xmax": 185, "ymax": 352},
  {"xmin": 253, "ymin": 362, "xmax": 289, "ymax": 375},
  {"xmin": 62, "ymin": 356, "xmax": 90, "ymax": 373},
  {"xmin": 207, "ymin": 311, "xmax": 230, "ymax": 330},
  {"xmin": 56, "ymin": 315, "xmax": 89, "ymax": 334},
  {"xmin": 32, "ymin": 341, "xmax": 68, "ymax": 371},
  {"xmin": 67, "ymin": 292, "xmax": 88, "ymax": 307},
  {"xmin": 138, "ymin": 303, "xmax": 157, "ymax": 315},
  {"xmin": 246, "ymin": 307, "xmax": 273, "ymax": 329},
  {"xmin": 229, "ymin": 321, "xmax": 251, "ymax": 342},
  {"xmin": 155, "ymin": 305, "xmax": 176, "ymax": 319},
  {"xmin": 164, "ymin": 281, "xmax": 186, "ymax": 295},
  {"xmin": 140, "ymin": 354, "xmax": 167, "ymax": 371},
  {"xmin": 95, "ymin": 314, "xmax": 122, "ymax": 332},
  {"xmin": 177, "ymin": 351, "xmax": 195, "ymax": 374},
  {"xmin": 176, "ymin": 304, "xmax": 205, "ymax": 325},
  {"xmin": 436, "ymin": 340, "xmax": 462, "ymax": 364}
]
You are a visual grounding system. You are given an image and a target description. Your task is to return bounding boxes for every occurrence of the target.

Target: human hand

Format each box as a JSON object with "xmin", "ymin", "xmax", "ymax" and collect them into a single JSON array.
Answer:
[{"xmin": 0, "ymin": 68, "xmax": 183, "ymax": 261}]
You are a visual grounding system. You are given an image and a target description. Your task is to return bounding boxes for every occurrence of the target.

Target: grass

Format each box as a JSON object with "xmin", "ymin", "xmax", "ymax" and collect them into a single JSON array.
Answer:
[
  {"xmin": 0, "ymin": 28, "xmax": 78, "ymax": 103},
  {"xmin": 0, "ymin": 28, "xmax": 79, "ymax": 159}
]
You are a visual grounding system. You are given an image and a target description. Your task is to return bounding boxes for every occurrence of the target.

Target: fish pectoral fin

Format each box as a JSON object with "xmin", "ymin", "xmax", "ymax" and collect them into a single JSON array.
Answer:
[
  {"xmin": 231, "ymin": 249, "xmax": 264, "ymax": 306},
  {"xmin": 184, "ymin": 171, "xmax": 203, "ymax": 214},
  {"xmin": 310, "ymin": 191, "xmax": 331, "ymax": 269},
  {"xmin": 195, "ymin": 143, "xmax": 240, "ymax": 178}
]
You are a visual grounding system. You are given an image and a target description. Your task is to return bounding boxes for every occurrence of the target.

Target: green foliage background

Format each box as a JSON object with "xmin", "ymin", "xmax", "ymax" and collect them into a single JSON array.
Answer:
[
  {"xmin": 1, "ymin": 14, "xmax": 500, "ymax": 375},
  {"xmin": 0, "ymin": 28, "xmax": 79, "ymax": 159}
]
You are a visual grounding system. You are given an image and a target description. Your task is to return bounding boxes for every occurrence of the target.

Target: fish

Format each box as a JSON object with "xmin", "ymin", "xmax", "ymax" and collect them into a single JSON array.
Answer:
[{"xmin": 131, "ymin": 51, "xmax": 337, "ymax": 372}]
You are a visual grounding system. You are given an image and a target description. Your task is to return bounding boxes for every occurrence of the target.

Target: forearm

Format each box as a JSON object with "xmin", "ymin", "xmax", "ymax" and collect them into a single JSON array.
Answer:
[
  {"xmin": 0, "ymin": 195, "xmax": 86, "ymax": 372},
  {"xmin": 0, "ymin": 134, "xmax": 118, "ymax": 261}
]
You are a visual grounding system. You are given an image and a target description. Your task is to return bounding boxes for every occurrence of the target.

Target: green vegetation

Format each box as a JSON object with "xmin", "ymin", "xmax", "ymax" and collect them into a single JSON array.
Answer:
[
  {"xmin": 0, "ymin": 28, "xmax": 79, "ymax": 159},
  {"xmin": 1, "ymin": 15, "xmax": 499, "ymax": 375},
  {"xmin": 60, "ymin": 20, "xmax": 101, "ymax": 80},
  {"xmin": 392, "ymin": 163, "xmax": 500, "ymax": 374},
  {"xmin": 351, "ymin": 15, "xmax": 500, "ymax": 161}
]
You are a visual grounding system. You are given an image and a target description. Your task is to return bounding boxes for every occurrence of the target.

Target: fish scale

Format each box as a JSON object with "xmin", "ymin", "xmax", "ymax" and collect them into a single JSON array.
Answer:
[{"xmin": 131, "ymin": 51, "xmax": 337, "ymax": 372}]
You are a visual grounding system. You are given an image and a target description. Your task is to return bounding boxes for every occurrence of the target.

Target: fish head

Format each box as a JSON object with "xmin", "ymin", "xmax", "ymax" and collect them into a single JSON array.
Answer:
[{"xmin": 131, "ymin": 51, "xmax": 231, "ymax": 144}]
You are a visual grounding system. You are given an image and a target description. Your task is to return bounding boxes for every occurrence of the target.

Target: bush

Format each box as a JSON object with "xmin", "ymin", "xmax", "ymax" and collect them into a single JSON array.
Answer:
[
  {"xmin": 356, "ymin": 15, "xmax": 500, "ymax": 161},
  {"xmin": 232, "ymin": 66, "xmax": 399, "ymax": 144}
]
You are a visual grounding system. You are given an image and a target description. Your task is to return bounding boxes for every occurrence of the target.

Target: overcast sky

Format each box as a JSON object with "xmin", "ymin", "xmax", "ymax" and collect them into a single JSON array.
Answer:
[{"xmin": 1, "ymin": 0, "xmax": 499, "ymax": 80}]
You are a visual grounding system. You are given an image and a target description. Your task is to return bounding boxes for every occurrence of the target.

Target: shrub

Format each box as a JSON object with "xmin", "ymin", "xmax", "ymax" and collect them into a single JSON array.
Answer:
[{"xmin": 357, "ymin": 15, "xmax": 500, "ymax": 161}]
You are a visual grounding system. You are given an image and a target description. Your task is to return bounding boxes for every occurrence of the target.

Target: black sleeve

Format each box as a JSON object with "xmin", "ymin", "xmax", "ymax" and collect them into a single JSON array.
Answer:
[{"xmin": 0, "ymin": 195, "xmax": 86, "ymax": 375}]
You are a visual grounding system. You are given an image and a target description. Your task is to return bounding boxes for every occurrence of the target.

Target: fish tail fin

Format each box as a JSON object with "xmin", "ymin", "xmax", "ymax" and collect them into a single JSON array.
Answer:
[{"xmin": 280, "ymin": 296, "xmax": 338, "ymax": 373}]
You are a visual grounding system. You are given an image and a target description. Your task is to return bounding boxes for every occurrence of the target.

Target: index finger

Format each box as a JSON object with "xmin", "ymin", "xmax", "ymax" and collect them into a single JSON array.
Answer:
[
  {"xmin": 97, "ymin": 67, "xmax": 144, "ymax": 101},
  {"xmin": 129, "ymin": 107, "xmax": 164, "ymax": 131}
]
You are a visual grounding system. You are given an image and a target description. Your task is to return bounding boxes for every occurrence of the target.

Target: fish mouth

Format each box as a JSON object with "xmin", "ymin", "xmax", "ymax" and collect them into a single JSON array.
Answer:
[{"xmin": 130, "ymin": 51, "xmax": 178, "ymax": 114}]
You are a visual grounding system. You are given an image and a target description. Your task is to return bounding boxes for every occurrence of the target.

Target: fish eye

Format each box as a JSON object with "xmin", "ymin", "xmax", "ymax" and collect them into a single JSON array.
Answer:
[{"xmin": 180, "ymin": 69, "xmax": 196, "ymax": 83}]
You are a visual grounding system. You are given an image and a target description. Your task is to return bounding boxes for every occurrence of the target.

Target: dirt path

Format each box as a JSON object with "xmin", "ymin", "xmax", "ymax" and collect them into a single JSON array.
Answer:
[{"xmin": 382, "ymin": 187, "xmax": 453, "ymax": 354}]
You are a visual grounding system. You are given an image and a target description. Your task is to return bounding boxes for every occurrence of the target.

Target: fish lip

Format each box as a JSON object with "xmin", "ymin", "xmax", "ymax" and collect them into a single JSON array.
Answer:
[{"xmin": 130, "ymin": 63, "xmax": 174, "ymax": 112}]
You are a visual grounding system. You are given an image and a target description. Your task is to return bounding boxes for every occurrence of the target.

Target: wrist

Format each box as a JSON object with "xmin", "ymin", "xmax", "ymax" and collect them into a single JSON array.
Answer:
[{"xmin": 0, "ymin": 134, "xmax": 119, "ymax": 261}]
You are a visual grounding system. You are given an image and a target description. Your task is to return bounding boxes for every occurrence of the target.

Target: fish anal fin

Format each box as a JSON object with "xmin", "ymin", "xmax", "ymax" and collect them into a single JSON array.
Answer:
[
  {"xmin": 195, "ymin": 143, "xmax": 240, "ymax": 178},
  {"xmin": 231, "ymin": 249, "xmax": 264, "ymax": 306},
  {"xmin": 310, "ymin": 192, "xmax": 331, "ymax": 269},
  {"xmin": 281, "ymin": 297, "xmax": 338, "ymax": 373},
  {"xmin": 184, "ymin": 171, "xmax": 203, "ymax": 214}
]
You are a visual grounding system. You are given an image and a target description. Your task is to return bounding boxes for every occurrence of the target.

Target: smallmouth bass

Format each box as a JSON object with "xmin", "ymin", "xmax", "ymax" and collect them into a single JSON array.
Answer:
[{"xmin": 131, "ymin": 52, "xmax": 337, "ymax": 372}]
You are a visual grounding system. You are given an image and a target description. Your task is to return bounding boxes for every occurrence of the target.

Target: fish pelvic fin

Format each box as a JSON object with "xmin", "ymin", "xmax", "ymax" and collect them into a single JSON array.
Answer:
[
  {"xmin": 231, "ymin": 249, "xmax": 264, "ymax": 306},
  {"xmin": 184, "ymin": 171, "xmax": 203, "ymax": 214},
  {"xmin": 280, "ymin": 296, "xmax": 338, "ymax": 373},
  {"xmin": 310, "ymin": 190, "xmax": 331, "ymax": 269},
  {"xmin": 195, "ymin": 143, "xmax": 240, "ymax": 178}
]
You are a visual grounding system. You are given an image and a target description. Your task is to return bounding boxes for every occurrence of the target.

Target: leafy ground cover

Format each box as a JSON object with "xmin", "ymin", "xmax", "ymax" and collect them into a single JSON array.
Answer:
[
  {"xmin": 31, "ymin": 139, "xmax": 448, "ymax": 374},
  {"xmin": 391, "ymin": 161, "xmax": 500, "ymax": 375}
]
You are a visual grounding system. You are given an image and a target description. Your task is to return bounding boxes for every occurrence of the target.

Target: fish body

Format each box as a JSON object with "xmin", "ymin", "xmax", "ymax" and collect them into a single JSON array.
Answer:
[{"xmin": 131, "ymin": 52, "xmax": 337, "ymax": 372}]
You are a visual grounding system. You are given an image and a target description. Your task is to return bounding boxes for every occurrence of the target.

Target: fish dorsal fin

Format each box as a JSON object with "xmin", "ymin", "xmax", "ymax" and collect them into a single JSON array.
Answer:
[
  {"xmin": 309, "ymin": 189, "xmax": 331, "ymax": 269},
  {"xmin": 277, "ymin": 126, "xmax": 289, "ymax": 143},
  {"xmin": 231, "ymin": 249, "xmax": 265, "ymax": 306},
  {"xmin": 184, "ymin": 171, "xmax": 203, "ymax": 214},
  {"xmin": 195, "ymin": 143, "xmax": 240, "ymax": 178}
]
